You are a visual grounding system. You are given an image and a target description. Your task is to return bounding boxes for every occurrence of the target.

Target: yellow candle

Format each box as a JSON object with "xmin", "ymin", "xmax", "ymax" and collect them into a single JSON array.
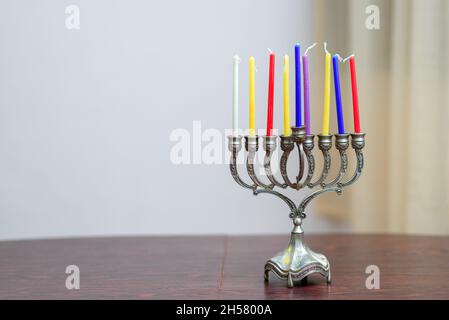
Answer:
[
  {"xmin": 283, "ymin": 55, "xmax": 292, "ymax": 136},
  {"xmin": 322, "ymin": 45, "xmax": 331, "ymax": 135},
  {"xmin": 249, "ymin": 57, "xmax": 256, "ymax": 137}
]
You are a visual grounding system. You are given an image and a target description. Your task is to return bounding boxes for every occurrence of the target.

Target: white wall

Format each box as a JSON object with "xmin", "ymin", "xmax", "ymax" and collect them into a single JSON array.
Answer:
[{"xmin": 0, "ymin": 0, "xmax": 350, "ymax": 240}]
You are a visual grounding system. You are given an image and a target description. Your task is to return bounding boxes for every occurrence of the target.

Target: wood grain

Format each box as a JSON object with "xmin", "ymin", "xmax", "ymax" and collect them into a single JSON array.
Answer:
[
  {"xmin": 222, "ymin": 234, "xmax": 449, "ymax": 299},
  {"xmin": 0, "ymin": 235, "xmax": 448, "ymax": 299}
]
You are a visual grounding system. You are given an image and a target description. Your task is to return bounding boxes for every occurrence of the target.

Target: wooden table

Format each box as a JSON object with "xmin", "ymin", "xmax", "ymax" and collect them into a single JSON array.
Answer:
[{"xmin": 0, "ymin": 235, "xmax": 448, "ymax": 299}]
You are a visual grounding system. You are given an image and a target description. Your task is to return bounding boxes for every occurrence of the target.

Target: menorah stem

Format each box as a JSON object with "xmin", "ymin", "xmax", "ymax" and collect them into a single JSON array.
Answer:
[{"xmin": 264, "ymin": 217, "xmax": 331, "ymax": 286}]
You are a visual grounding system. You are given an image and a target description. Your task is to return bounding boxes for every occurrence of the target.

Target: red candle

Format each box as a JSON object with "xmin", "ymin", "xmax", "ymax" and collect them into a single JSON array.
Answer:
[
  {"xmin": 349, "ymin": 55, "xmax": 361, "ymax": 133},
  {"xmin": 266, "ymin": 52, "xmax": 275, "ymax": 136}
]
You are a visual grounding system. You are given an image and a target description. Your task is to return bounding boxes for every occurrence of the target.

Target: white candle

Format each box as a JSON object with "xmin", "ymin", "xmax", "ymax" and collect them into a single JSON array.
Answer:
[{"xmin": 232, "ymin": 55, "xmax": 241, "ymax": 136}]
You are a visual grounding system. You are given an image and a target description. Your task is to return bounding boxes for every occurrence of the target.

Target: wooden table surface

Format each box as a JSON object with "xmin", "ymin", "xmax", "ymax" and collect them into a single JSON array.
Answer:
[{"xmin": 0, "ymin": 234, "xmax": 448, "ymax": 299}]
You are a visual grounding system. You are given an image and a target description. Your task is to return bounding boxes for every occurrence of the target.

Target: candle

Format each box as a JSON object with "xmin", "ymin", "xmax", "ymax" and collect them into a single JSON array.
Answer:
[
  {"xmin": 232, "ymin": 55, "xmax": 240, "ymax": 136},
  {"xmin": 249, "ymin": 56, "xmax": 256, "ymax": 137},
  {"xmin": 321, "ymin": 43, "xmax": 331, "ymax": 135},
  {"xmin": 349, "ymin": 55, "xmax": 361, "ymax": 133},
  {"xmin": 332, "ymin": 55, "xmax": 345, "ymax": 134},
  {"xmin": 283, "ymin": 55, "xmax": 292, "ymax": 136},
  {"xmin": 266, "ymin": 51, "xmax": 275, "ymax": 136},
  {"xmin": 294, "ymin": 44, "xmax": 301, "ymax": 127},
  {"xmin": 302, "ymin": 43, "xmax": 316, "ymax": 135}
]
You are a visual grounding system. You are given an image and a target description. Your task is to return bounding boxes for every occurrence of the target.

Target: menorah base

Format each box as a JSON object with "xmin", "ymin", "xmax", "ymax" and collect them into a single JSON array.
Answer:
[{"xmin": 263, "ymin": 220, "xmax": 331, "ymax": 287}]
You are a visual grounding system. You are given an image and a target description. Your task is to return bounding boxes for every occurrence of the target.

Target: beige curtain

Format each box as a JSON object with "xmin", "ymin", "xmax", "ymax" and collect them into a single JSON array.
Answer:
[{"xmin": 312, "ymin": 0, "xmax": 449, "ymax": 234}]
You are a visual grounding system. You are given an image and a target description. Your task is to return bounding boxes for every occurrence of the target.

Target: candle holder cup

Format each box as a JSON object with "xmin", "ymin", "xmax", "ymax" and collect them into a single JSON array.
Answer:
[{"xmin": 228, "ymin": 127, "xmax": 366, "ymax": 287}]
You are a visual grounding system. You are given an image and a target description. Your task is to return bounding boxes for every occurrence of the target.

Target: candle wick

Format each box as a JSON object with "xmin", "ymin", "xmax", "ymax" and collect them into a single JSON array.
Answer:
[
  {"xmin": 324, "ymin": 42, "xmax": 330, "ymax": 55},
  {"xmin": 343, "ymin": 54, "xmax": 355, "ymax": 63},
  {"xmin": 233, "ymin": 55, "xmax": 241, "ymax": 63},
  {"xmin": 267, "ymin": 48, "xmax": 273, "ymax": 54},
  {"xmin": 304, "ymin": 42, "xmax": 317, "ymax": 56},
  {"xmin": 334, "ymin": 54, "xmax": 344, "ymax": 62}
]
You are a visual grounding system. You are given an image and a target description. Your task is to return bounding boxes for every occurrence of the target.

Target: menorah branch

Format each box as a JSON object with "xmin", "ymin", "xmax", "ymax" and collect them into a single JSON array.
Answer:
[
  {"xmin": 322, "ymin": 134, "xmax": 350, "ymax": 187},
  {"xmin": 227, "ymin": 135, "xmax": 255, "ymax": 190},
  {"xmin": 308, "ymin": 134, "xmax": 332, "ymax": 188},
  {"xmin": 263, "ymin": 135, "xmax": 287, "ymax": 188},
  {"xmin": 338, "ymin": 133, "xmax": 365, "ymax": 188},
  {"xmin": 245, "ymin": 136, "xmax": 274, "ymax": 189}
]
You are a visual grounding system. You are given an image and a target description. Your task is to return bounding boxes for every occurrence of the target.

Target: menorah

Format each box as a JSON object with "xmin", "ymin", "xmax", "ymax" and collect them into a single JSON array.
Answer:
[{"xmin": 227, "ymin": 126, "xmax": 365, "ymax": 287}]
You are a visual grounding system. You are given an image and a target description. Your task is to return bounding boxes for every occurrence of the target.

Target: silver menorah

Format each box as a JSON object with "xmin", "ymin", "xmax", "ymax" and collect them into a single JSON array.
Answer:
[{"xmin": 227, "ymin": 125, "xmax": 366, "ymax": 287}]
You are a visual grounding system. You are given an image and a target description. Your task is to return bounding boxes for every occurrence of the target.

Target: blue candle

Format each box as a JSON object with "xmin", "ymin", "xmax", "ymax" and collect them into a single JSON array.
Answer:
[
  {"xmin": 294, "ymin": 44, "xmax": 302, "ymax": 127},
  {"xmin": 332, "ymin": 55, "xmax": 345, "ymax": 134}
]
